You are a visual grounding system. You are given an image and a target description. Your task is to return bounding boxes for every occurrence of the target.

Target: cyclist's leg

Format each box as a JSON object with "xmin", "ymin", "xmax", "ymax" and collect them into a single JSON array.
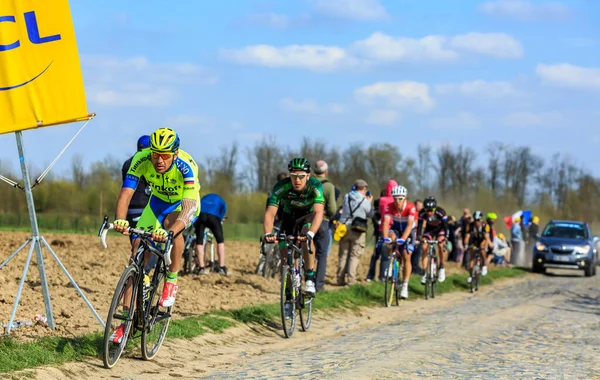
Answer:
[
  {"xmin": 194, "ymin": 213, "xmax": 207, "ymax": 270},
  {"xmin": 206, "ymin": 214, "xmax": 226, "ymax": 269},
  {"xmin": 278, "ymin": 213, "xmax": 296, "ymax": 267},
  {"xmin": 401, "ymin": 243, "xmax": 413, "ymax": 284},
  {"xmin": 420, "ymin": 233, "xmax": 431, "ymax": 275}
]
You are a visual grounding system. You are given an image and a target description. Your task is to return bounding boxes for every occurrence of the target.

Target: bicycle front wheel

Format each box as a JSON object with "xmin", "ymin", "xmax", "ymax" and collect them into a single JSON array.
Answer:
[
  {"xmin": 141, "ymin": 266, "xmax": 171, "ymax": 360},
  {"xmin": 280, "ymin": 266, "xmax": 296, "ymax": 338},
  {"xmin": 299, "ymin": 293, "xmax": 313, "ymax": 332},
  {"xmin": 384, "ymin": 258, "xmax": 396, "ymax": 307},
  {"xmin": 431, "ymin": 257, "xmax": 437, "ymax": 299},
  {"xmin": 103, "ymin": 265, "xmax": 139, "ymax": 369}
]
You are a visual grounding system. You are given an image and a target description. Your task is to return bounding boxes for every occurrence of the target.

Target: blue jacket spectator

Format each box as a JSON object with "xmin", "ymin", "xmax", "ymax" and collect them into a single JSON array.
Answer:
[{"xmin": 201, "ymin": 193, "xmax": 227, "ymax": 220}]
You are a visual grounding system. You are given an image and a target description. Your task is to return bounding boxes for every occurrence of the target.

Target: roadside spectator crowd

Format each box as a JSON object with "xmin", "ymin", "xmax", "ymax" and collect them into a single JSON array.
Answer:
[{"xmin": 280, "ymin": 160, "xmax": 542, "ymax": 291}]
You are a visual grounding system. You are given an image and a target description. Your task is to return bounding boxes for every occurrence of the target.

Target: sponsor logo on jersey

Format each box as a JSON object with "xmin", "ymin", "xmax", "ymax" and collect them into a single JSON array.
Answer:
[{"xmin": 130, "ymin": 155, "xmax": 149, "ymax": 172}]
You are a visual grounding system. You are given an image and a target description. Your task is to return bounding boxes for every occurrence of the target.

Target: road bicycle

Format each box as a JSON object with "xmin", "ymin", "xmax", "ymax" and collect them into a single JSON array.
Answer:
[
  {"xmin": 383, "ymin": 241, "xmax": 402, "ymax": 307},
  {"xmin": 181, "ymin": 218, "xmax": 226, "ymax": 275},
  {"xmin": 423, "ymin": 239, "xmax": 439, "ymax": 300},
  {"xmin": 255, "ymin": 225, "xmax": 281, "ymax": 278},
  {"xmin": 98, "ymin": 216, "xmax": 174, "ymax": 369},
  {"xmin": 276, "ymin": 233, "xmax": 313, "ymax": 338}
]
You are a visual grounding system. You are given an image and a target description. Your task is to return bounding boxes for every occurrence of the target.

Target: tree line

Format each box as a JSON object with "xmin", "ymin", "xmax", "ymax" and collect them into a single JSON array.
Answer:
[{"xmin": 0, "ymin": 137, "xmax": 598, "ymax": 232}]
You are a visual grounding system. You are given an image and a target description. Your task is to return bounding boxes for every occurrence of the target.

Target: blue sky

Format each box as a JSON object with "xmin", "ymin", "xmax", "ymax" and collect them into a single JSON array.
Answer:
[{"xmin": 1, "ymin": 0, "xmax": 599, "ymax": 179}]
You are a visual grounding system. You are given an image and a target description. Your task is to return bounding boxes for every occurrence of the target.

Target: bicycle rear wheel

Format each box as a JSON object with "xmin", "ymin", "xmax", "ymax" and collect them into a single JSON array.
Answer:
[
  {"xmin": 299, "ymin": 283, "xmax": 313, "ymax": 332},
  {"xmin": 280, "ymin": 266, "xmax": 296, "ymax": 338},
  {"xmin": 103, "ymin": 265, "xmax": 139, "ymax": 369},
  {"xmin": 141, "ymin": 264, "xmax": 171, "ymax": 360},
  {"xmin": 431, "ymin": 257, "xmax": 437, "ymax": 299},
  {"xmin": 425, "ymin": 259, "xmax": 432, "ymax": 300},
  {"xmin": 384, "ymin": 257, "xmax": 397, "ymax": 307}
]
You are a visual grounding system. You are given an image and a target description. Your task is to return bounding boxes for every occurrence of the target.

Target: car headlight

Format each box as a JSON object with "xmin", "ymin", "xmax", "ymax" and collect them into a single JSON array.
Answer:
[
  {"xmin": 574, "ymin": 245, "xmax": 591, "ymax": 254},
  {"xmin": 535, "ymin": 242, "xmax": 548, "ymax": 251}
]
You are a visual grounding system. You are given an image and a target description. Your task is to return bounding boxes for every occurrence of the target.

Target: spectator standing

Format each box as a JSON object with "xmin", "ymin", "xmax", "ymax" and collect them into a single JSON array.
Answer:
[
  {"xmin": 447, "ymin": 215, "xmax": 458, "ymax": 262},
  {"xmin": 366, "ymin": 189, "xmax": 387, "ymax": 282},
  {"xmin": 411, "ymin": 199, "xmax": 424, "ymax": 275},
  {"xmin": 194, "ymin": 193, "xmax": 228, "ymax": 275},
  {"xmin": 510, "ymin": 216, "xmax": 524, "ymax": 267},
  {"xmin": 312, "ymin": 160, "xmax": 337, "ymax": 292},
  {"xmin": 337, "ymin": 180, "xmax": 373, "ymax": 285}
]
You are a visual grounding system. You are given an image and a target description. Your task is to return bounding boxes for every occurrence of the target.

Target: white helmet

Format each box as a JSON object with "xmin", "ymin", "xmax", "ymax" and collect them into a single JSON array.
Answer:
[{"xmin": 391, "ymin": 185, "xmax": 407, "ymax": 197}]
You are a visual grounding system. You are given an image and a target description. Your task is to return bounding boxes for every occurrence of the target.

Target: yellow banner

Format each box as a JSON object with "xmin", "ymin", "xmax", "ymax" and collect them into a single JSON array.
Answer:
[{"xmin": 0, "ymin": 0, "xmax": 90, "ymax": 134}]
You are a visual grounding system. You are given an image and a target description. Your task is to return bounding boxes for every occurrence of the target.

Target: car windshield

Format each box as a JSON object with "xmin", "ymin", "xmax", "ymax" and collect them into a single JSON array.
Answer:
[{"xmin": 542, "ymin": 223, "xmax": 588, "ymax": 239}]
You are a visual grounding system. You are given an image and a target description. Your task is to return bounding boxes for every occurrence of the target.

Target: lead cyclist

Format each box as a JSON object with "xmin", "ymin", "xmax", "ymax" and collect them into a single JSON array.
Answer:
[{"xmin": 110, "ymin": 127, "xmax": 201, "ymax": 343}]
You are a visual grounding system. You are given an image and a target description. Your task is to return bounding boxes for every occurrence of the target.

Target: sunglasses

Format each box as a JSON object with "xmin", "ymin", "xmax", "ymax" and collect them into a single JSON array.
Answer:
[
  {"xmin": 393, "ymin": 197, "xmax": 406, "ymax": 201},
  {"xmin": 426, "ymin": 208, "xmax": 436, "ymax": 212},
  {"xmin": 289, "ymin": 173, "xmax": 308, "ymax": 180},
  {"xmin": 151, "ymin": 152, "xmax": 174, "ymax": 160}
]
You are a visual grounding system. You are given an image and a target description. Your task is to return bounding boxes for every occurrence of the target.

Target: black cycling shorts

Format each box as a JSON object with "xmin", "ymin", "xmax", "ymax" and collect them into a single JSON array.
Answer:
[
  {"xmin": 194, "ymin": 212, "xmax": 224, "ymax": 244},
  {"xmin": 279, "ymin": 212, "xmax": 315, "ymax": 237}
]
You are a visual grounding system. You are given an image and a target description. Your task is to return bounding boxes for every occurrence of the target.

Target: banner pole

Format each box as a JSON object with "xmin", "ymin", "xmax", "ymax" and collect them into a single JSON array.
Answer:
[{"xmin": 14, "ymin": 131, "xmax": 56, "ymax": 329}]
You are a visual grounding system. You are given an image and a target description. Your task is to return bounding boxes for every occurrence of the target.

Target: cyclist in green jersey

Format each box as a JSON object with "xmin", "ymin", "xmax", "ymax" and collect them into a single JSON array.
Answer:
[
  {"xmin": 110, "ymin": 127, "xmax": 200, "ymax": 344},
  {"xmin": 263, "ymin": 158, "xmax": 325, "ymax": 298}
]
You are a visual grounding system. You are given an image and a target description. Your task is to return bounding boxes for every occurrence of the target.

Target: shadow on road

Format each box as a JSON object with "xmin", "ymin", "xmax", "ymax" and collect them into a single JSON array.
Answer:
[{"xmin": 550, "ymin": 288, "xmax": 600, "ymax": 316}]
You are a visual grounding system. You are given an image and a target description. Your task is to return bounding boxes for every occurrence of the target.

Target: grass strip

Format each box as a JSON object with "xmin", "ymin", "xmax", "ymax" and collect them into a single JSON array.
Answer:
[{"xmin": 0, "ymin": 267, "xmax": 527, "ymax": 373}]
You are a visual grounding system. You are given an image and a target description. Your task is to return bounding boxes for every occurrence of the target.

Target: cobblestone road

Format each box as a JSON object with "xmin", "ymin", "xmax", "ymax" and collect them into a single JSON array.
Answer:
[{"xmin": 204, "ymin": 272, "xmax": 600, "ymax": 379}]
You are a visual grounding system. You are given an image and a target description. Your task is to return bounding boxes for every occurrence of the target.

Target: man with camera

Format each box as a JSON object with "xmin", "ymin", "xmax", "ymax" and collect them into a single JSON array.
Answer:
[{"xmin": 336, "ymin": 179, "xmax": 373, "ymax": 286}]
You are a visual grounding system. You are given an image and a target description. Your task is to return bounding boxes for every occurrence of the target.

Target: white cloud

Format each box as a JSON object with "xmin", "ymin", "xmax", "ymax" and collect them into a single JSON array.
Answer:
[
  {"xmin": 222, "ymin": 32, "xmax": 523, "ymax": 71},
  {"xmin": 220, "ymin": 45, "xmax": 356, "ymax": 71},
  {"xmin": 351, "ymin": 33, "xmax": 458, "ymax": 62},
  {"xmin": 435, "ymin": 80, "xmax": 516, "ymax": 98},
  {"xmin": 480, "ymin": 0, "xmax": 571, "ymax": 21},
  {"xmin": 313, "ymin": 0, "xmax": 389, "ymax": 20},
  {"xmin": 536, "ymin": 63, "xmax": 600, "ymax": 90},
  {"xmin": 449, "ymin": 33, "xmax": 523, "ymax": 59},
  {"xmin": 503, "ymin": 111, "xmax": 564, "ymax": 127},
  {"xmin": 279, "ymin": 98, "xmax": 345, "ymax": 114},
  {"xmin": 354, "ymin": 81, "xmax": 435, "ymax": 112},
  {"xmin": 365, "ymin": 109, "xmax": 400, "ymax": 126},
  {"xmin": 82, "ymin": 55, "xmax": 218, "ymax": 107},
  {"xmin": 430, "ymin": 112, "xmax": 481, "ymax": 129}
]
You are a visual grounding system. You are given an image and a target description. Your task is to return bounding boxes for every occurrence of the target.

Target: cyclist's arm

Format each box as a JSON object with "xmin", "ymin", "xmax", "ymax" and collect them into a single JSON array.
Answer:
[
  {"xmin": 382, "ymin": 215, "xmax": 391, "ymax": 239},
  {"xmin": 310, "ymin": 203, "xmax": 324, "ymax": 235},
  {"xmin": 417, "ymin": 217, "xmax": 425, "ymax": 240},
  {"xmin": 264, "ymin": 205, "xmax": 278, "ymax": 234},
  {"xmin": 173, "ymin": 198, "xmax": 197, "ymax": 235},
  {"xmin": 442, "ymin": 217, "xmax": 449, "ymax": 239},
  {"xmin": 115, "ymin": 187, "xmax": 135, "ymax": 220},
  {"xmin": 400, "ymin": 215, "xmax": 415, "ymax": 241}
]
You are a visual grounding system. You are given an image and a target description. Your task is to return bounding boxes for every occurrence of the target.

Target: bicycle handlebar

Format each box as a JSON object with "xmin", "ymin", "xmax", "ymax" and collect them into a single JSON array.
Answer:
[{"xmin": 98, "ymin": 215, "xmax": 175, "ymax": 266}]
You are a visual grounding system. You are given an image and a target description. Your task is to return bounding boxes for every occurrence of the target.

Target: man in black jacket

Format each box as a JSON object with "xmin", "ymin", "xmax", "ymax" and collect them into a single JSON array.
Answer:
[{"xmin": 121, "ymin": 135, "xmax": 152, "ymax": 246}]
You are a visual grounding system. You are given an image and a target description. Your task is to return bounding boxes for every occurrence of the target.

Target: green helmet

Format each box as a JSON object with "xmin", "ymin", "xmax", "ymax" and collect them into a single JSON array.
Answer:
[
  {"xmin": 288, "ymin": 157, "xmax": 311, "ymax": 172},
  {"xmin": 487, "ymin": 212, "xmax": 497, "ymax": 221}
]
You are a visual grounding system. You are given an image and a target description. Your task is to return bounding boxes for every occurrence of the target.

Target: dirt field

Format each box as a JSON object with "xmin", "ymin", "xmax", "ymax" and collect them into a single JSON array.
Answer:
[{"xmin": 0, "ymin": 231, "xmax": 467, "ymax": 340}]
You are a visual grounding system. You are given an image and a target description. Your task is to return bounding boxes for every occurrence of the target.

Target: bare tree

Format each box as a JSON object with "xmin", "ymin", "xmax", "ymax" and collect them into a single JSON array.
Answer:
[
  {"xmin": 436, "ymin": 144, "xmax": 454, "ymax": 198},
  {"xmin": 247, "ymin": 136, "xmax": 285, "ymax": 193},
  {"xmin": 415, "ymin": 144, "xmax": 432, "ymax": 194},
  {"xmin": 206, "ymin": 142, "xmax": 239, "ymax": 194},
  {"xmin": 71, "ymin": 153, "xmax": 86, "ymax": 189}
]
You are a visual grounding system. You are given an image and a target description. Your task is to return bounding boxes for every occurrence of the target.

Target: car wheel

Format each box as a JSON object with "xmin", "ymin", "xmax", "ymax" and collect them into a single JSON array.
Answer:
[
  {"xmin": 584, "ymin": 263, "xmax": 594, "ymax": 277},
  {"xmin": 532, "ymin": 264, "xmax": 545, "ymax": 274}
]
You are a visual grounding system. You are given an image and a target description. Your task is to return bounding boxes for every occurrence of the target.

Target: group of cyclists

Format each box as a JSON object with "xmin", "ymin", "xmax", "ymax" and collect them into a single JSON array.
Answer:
[{"xmin": 108, "ymin": 126, "xmax": 499, "ymax": 342}]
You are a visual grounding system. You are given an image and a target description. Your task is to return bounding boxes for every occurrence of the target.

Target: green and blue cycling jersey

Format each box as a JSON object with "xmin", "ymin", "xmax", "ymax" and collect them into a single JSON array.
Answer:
[{"xmin": 123, "ymin": 148, "xmax": 200, "ymax": 231}]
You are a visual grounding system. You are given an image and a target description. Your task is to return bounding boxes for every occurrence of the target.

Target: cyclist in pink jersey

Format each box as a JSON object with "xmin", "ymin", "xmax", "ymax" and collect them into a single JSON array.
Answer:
[{"xmin": 382, "ymin": 185, "xmax": 418, "ymax": 299}]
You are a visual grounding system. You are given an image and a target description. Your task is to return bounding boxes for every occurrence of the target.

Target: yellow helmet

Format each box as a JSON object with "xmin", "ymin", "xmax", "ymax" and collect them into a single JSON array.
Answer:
[
  {"xmin": 533, "ymin": 216, "xmax": 540, "ymax": 224},
  {"xmin": 150, "ymin": 127, "xmax": 180, "ymax": 153}
]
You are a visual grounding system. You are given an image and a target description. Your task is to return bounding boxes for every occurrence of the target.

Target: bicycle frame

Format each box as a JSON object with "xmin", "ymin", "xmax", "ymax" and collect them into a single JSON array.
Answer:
[{"xmin": 99, "ymin": 216, "xmax": 175, "ymax": 329}]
